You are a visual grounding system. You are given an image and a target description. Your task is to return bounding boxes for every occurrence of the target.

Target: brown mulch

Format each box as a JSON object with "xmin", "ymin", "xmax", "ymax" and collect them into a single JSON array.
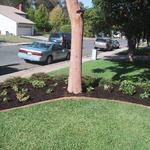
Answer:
[{"xmin": 0, "ymin": 81, "xmax": 150, "ymax": 111}]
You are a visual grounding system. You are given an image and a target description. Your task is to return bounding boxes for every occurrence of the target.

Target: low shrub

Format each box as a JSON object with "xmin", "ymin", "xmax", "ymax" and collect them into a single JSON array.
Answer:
[
  {"xmin": 142, "ymin": 81, "xmax": 150, "ymax": 93},
  {"xmin": 30, "ymin": 73, "xmax": 50, "ymax": 81},
  {"xmin": 140, "ymin": 91, "xmax": 150, "ymax": 100},
  {"xmin": 16, "ymin": 88, "xmax": 30, "ymax": 102},
  {"xmin": 84, "ymin": 77, "xmax": 99, "ymax": 92},
  {"xmin": 0, "ymin": 89, "xmax": 10, "ymax": 102},
  {"xmin": 30, "ymin": 80, "xmax": 46, "ymax": 89},
  {"xmin": 3, "ymin": 77, "xmax": 28, "ymax": 88},
  {"xmin": 99, "ymin": 79, "xmax": 118, "ymax": 92},
  {"xmin": 46, "ymin": 88, "xmax": 54, "ymax": 95},
  {"xmin": 119, "ymin": 80, "xmax": 136, "ymax": 96}
]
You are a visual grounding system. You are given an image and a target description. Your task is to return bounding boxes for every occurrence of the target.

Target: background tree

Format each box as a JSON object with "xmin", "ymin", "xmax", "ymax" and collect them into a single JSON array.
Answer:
[
  {"xmin": 26, "ymin": 7, "xmax": 35, "ymax": 21},
  {"xmin": 65, "ymin": 0, "xmax": 84, "ymax": 94},
  {"xmin": 34, "ymin": 4, "xmax": 50, "ymax": 32},
  {"xmin": 93, "ymin": 0, "xmax": 150, "ymax": 61},
  {"xmin": 49, "ymin": 6, "xmax": 65, "ymax": 32}
]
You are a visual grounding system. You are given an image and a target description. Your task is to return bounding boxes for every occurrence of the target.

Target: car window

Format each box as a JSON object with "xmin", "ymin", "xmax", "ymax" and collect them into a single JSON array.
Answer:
[
  {"xmin": 52, "ymin": 44, "xmax": 63, "ymax": 51},
  {"xmin": 31, "ymin": 42, "xmax": 51, "ymax": 49}
]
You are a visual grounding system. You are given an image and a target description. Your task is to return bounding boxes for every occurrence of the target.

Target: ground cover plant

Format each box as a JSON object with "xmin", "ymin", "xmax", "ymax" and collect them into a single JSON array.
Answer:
[{"xmin": 1, "ymin": 100, "xmax": 150, "ymax": 149}]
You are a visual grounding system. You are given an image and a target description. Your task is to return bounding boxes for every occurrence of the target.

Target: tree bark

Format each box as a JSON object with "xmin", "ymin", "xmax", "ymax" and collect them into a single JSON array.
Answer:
[
  {"xmin": 65, "ymin": 0, "xmax": 84, "ymax": 94},
  {"xmin": 127, "ymin": 36, "xmax": 136, "ymax": 62}
]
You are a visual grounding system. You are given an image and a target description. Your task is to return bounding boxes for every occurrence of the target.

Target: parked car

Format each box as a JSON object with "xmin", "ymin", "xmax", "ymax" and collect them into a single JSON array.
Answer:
[
  {"xmin": 94, "ymin": 38, "xmax": 113, "ymax": 51},
  {"xmin": 112, "ymin": 39, "xmax": 120, "ymax": 49},
  {"xmin": 18, "ymin": 41, "xmax": 70, "ymax": 65},
  {"xmin": 48, "ymin": 32, "xmax": 71, "ymax": 49}
]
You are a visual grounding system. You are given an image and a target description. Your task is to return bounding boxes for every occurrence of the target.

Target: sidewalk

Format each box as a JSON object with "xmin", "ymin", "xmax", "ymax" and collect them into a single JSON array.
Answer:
[{"xmin": 0, "ymin": 47, "xmax": 128, "ymax": 82}]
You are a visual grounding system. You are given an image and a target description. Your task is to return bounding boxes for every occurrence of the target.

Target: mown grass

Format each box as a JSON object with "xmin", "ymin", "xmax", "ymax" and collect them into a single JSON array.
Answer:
[
  {"xmin": 0, "ymin": 35, "xmax": 33, "ymax": 43},
  {"xmin": 0, "ymin": 99, "xmax": 150, "ymax": 150},
  {"xmin": 49, "ymin": 59, "xmax": 150, "ymax": 82}
]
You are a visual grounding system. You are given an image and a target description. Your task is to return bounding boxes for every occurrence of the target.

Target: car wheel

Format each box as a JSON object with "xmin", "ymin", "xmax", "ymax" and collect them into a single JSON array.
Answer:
[
  {"xmin": 66, "ymin": 52, "xmax": 70, "ymax": 60},
  {"xmin": 24, "ymin": 59, "xmax": 30, "ymax": 63},
  {"xmin": 46, "ymin": 56, "xmax": 53, "ymax": 65}
]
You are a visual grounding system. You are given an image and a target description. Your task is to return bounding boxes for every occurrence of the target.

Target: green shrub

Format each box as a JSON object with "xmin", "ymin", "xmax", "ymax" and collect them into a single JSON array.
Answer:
[
  {"xmin": 46, "ymin": 88, "xmax": 54, "ymax": 95},
  {"xmin": 0, "ymin": 89, "xmax": 10, "ymax": 102},
  {"xmin": 3, "ymin": 77, "xmax": 28, "ymax": 88},
  {"xmin": 0, "ymin": 89, "xmax": 7, "ymax": 97},
  {"xmin": 30, "ymin": 80, "xmax": 46, "ymax": 89},
  {"xmin": 30, "ymin": 73, "xmax": 50, "ymax": 81},
  {"xmin": 99, "ymin": 79, "xmax": 118, "ymax": 92},
  {"xmin": 12, "ymin": 84, "xmax": 19, "ymax": 92},
  {"xmin": 140, "ymin": 91, "xmax": 150, "ymax": 100},
  {"xmin": 119, "ymin": 80, "xmax": 136, "ymax": 96},
  {"xmin": 84, "ymin": 77, "xmax": 98, "ymax": 92},
  {"xmin": 142, "ymin": 81, "xmax": 150, "ymax": 92}
]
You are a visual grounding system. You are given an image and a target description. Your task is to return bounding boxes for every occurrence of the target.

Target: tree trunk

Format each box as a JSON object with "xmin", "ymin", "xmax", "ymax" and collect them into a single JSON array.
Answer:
[
  {"xmin": 127, "ymin": 36, "xmax": 136, "ymax": 62},
  {"xmin": 65, "ymin": 0, "xmax": 84, "ymax": 94}
]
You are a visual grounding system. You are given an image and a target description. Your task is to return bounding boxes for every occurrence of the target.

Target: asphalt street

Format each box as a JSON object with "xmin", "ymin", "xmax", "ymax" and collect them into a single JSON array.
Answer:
[{"xmin": 0, "ymin": 38, "xmax": 127, "ymax": 76}]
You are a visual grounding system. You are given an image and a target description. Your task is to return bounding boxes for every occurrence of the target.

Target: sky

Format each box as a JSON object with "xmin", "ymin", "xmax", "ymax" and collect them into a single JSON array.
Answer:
[{"xmin": 79, "ymin": 0, "xmax": 93, "ymax": 8}]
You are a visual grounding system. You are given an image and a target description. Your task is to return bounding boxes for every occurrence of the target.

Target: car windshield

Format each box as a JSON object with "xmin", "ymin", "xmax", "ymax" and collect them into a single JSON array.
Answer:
[{"xmin": 31, "ymin": 42, "xmax": 51, "ymax": 49}]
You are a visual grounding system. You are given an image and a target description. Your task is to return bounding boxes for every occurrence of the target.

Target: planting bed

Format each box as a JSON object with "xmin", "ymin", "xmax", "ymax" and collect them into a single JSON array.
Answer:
[{"xmin": 0, "ymin": 73, "xmax": 150, "ymax": 110}]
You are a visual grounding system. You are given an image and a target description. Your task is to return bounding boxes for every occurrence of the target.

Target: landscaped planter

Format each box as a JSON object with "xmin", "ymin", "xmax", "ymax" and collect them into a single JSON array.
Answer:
[{"xmin": 0, "ymin": 73, "xmax": 150, "ymax": 110}]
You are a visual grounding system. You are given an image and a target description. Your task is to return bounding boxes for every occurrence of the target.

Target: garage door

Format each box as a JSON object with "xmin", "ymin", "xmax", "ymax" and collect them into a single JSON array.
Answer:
[{"xmin": 17, "ymin": 25, "xmax": 32, "ymax": 36}]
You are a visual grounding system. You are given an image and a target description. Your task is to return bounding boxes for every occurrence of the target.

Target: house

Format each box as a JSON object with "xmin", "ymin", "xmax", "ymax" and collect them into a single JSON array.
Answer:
[{"xmin": 0, "ymin": 5, "xmax": 34, "ymax": 36}]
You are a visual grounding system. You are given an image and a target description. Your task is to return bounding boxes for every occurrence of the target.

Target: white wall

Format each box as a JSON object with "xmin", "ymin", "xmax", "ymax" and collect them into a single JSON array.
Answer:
[{"xmin": 0, "ymin": 14, "xmax": 17, "ymax": 35}]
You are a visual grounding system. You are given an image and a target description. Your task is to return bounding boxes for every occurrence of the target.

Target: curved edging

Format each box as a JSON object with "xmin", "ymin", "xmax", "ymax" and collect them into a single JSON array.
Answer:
[{"xmin": 0, "ymin": 96, "xmax": 150, "ymax": 113}]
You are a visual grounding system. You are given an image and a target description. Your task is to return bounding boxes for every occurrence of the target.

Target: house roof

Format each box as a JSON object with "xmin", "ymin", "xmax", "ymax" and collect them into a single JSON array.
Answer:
[{"xmin": 0, "ymin": 5, "xmax": 34, "ymax": 24}]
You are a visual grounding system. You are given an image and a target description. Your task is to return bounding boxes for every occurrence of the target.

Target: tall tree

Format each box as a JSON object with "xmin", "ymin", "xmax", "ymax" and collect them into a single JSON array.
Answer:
[
  {"xmin": 65, "ymin": 0, "xmax": 84, "ymax": 94},
  {"xmin": 34, "ymin": 4, "xmax": 50, "ymax": 31},
  {"xmin": 93, "ymin": 0, "xmax": 150, "ymax": 61},
  {"xmin": 49, "ymin": 6, "xmax": 65, "ymax": 31}
]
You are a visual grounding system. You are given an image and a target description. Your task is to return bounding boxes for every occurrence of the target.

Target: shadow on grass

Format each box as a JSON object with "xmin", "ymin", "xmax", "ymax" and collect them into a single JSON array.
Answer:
[
  {"xmin": 92, "ymin": 59, "xmax": 150, "ymax": 82},
  {"xmin": 117, "ymin": 46, "xmax": 150, "ymax": 56}
]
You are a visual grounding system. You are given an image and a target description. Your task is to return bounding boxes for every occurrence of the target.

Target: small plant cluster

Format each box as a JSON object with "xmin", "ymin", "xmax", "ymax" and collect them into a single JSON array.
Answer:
[
  {"xmin": 0, "ymin": 89, "xmax": 10, "ymax": 102},
  {"xmin": 119, "ymin": 80, "xmax": 136, "ymax": 96},
  {"xmin": 84, "ymin": 77, "xmax": 99, "ymax": 92},
  {"xmin": 139, "ymin": 81, "xmax": 150, "ymax": 100},
  {"xmin": 0, "ymin": 73, "xmax": 63, "ymax": 106},
  {"xmin": 84, "ymin": 77, "xmax": 150, "ymax": 101},
  {"xmin": 99, "ymin": 79, "xmax": 118, "ymax": 92}
]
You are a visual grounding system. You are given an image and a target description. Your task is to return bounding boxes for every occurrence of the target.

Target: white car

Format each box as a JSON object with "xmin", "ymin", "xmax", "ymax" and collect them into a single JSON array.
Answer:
[{"xmin": 94, "ymin": 38, "xmax": 113, "ymax": 51}]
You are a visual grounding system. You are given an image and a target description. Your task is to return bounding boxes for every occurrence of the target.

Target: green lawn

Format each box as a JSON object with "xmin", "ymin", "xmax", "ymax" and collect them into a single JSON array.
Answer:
[
  {"xmin": 0, "ymin": 35, "xmax": 33, "ymax": 43},
  {"xmin": 1, "ymin": 99, "xmax": 150, "ymax": 149},
  {"xmin": 49, "ymin": 59, "xmax": 150, "ymax": 82}
]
